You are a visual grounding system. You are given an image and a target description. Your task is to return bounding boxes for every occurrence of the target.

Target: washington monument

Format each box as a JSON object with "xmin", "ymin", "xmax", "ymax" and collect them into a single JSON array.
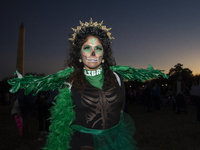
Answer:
[{"xmin": 16, "ymin": 22, "xmax": 25, "ymax": 75}]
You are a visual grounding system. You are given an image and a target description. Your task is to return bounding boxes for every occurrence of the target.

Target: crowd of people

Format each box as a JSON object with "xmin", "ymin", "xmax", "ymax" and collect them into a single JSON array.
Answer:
[
  {"xmin": 125, "ymin": 82, "xmax": 163, "ymax": 113},
  {"xmin": 125, "ymin": 76, "xmax": 199, "ymax": 119},
  {"xmin": 9, "ymin": 89, "xmax": 58, "ymax": 141}
]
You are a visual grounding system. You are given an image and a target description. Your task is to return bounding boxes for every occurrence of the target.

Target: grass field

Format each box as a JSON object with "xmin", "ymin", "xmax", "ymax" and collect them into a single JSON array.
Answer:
[
  {"xmin": 130, "ymin": 104, "xmax": 200, "ymax": 150},
  {"xmin": 0, "ymin": 103, "xmax": 200, "ymax": 150}
]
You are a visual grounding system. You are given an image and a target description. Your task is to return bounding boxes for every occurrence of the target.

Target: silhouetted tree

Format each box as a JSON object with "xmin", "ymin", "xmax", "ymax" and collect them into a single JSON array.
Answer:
[
  {"xmin": 168, "ymin": 63, "xmax": 193, "ymax": 86},
  {"xmin": 0, "ymin": 76, "xmax": 15, "ymax": 92}
]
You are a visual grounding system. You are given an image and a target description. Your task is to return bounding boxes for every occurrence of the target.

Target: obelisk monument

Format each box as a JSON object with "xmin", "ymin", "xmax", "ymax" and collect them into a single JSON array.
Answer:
[{"xmin": 16, "ymin": 22, "xmax": 25, "ymax": 75}]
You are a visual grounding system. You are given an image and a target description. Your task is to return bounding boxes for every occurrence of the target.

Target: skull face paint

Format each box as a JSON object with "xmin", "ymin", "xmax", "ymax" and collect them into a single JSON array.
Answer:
[{"xmin": 81, "ymin": 36, "xmax": 104, "ymax": 71}]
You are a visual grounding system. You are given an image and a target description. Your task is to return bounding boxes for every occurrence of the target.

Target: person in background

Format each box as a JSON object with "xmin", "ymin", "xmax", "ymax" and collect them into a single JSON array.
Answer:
[
  {"xmin": 5, "ymin": 91, "xmax": 11, "ymax": 105},
  {"xmin": 11, "ymin": 91, "xmax": 23, "ymax": 135},
  {"xmin": 143, "ymin": 84, "xmax": 152, "ymax": 112},
  {"xmin": 190, "ymin": 79, "xmax": 200, "ymax": 124},
  {"xmin": 18, "ymin": 89, "xmax": 41, "ymax": 140},
  {"xmin": 173, "ymin": 75, "xmax": 187, "ymax": 115},
  {"xmin": 36, "ymin": 91, "xmax": 50, "ymax": 135},
  {"xmin": 152, "ymin": 82, "xmax": 161, "ymax": 110}
]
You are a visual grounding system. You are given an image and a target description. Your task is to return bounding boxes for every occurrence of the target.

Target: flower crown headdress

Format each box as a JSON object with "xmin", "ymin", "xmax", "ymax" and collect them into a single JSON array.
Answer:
[{"xmin": 68, "ymin": 18, "xmax": 114, "ymax": 44}]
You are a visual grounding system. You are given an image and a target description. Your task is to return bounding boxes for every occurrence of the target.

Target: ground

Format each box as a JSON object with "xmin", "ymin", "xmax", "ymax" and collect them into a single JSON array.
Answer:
[{"xmin": 0, "ymin": 103, "xmax": 200, "ymax": 150}]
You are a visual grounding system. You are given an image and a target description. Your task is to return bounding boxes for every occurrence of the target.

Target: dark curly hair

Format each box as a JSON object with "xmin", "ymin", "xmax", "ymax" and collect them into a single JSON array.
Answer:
[{"xmin": 65, "ymin": 27, "xmax": 117, "ymax": 91}]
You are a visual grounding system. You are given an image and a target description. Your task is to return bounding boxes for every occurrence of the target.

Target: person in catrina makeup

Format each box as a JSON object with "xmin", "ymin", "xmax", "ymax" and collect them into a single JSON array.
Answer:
[{"xmin": 44, "ymin": 19, "xmax": 139, "ymax": 150}]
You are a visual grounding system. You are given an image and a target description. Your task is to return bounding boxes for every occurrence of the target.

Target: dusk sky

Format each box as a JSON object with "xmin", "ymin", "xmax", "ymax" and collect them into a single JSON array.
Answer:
[{"xmin": 1, "ymin": 0, "xmax": 200, "ymax": 80}]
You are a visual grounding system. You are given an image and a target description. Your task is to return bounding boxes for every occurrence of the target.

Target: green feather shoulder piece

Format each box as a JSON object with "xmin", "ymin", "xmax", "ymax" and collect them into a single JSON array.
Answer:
[
  {"xmin": 8, "ymin": 65, "xmax": 168, "ymax": 95},
  {"xmin": 111, "ymin": 64, "xmax": 168, "ymax": 82},
  {"xmin": 8, "ymin": 67, "xmax": 74, "ymax": 95}
]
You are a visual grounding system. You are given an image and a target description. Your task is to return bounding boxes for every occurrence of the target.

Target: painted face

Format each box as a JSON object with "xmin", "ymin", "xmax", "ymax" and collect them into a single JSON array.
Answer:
[{"xmin": 81, "ymin": 36, "xmax": 104, "ymax": 70}]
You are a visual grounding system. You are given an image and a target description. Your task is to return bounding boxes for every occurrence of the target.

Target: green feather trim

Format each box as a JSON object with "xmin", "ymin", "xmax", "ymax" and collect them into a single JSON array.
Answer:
[
  {"xmin": 7, "ymin": 67, "xmax": 74, "ymax": 95},
  {"xmin": 111, "ymin": 64, "xmax": 168, "ymax": 82},
  {"xmin": 7, "ymin": 65, "xmax": 168, "ymax": 95},
  {"xmin": 43, "ymin": 86, "xmax": 75, "ymax": 150}
]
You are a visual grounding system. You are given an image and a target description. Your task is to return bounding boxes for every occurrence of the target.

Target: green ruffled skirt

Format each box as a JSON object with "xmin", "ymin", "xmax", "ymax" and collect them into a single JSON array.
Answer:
[{"xmin": 71, "ymin": 112, "xmax": 139, "ymax": 150}]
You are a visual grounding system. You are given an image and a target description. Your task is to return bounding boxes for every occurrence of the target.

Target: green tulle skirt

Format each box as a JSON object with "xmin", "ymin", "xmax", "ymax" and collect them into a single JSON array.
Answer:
[{"xmin": 71, "ymin": 112, "xmax": 139, "ymax": 150}]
